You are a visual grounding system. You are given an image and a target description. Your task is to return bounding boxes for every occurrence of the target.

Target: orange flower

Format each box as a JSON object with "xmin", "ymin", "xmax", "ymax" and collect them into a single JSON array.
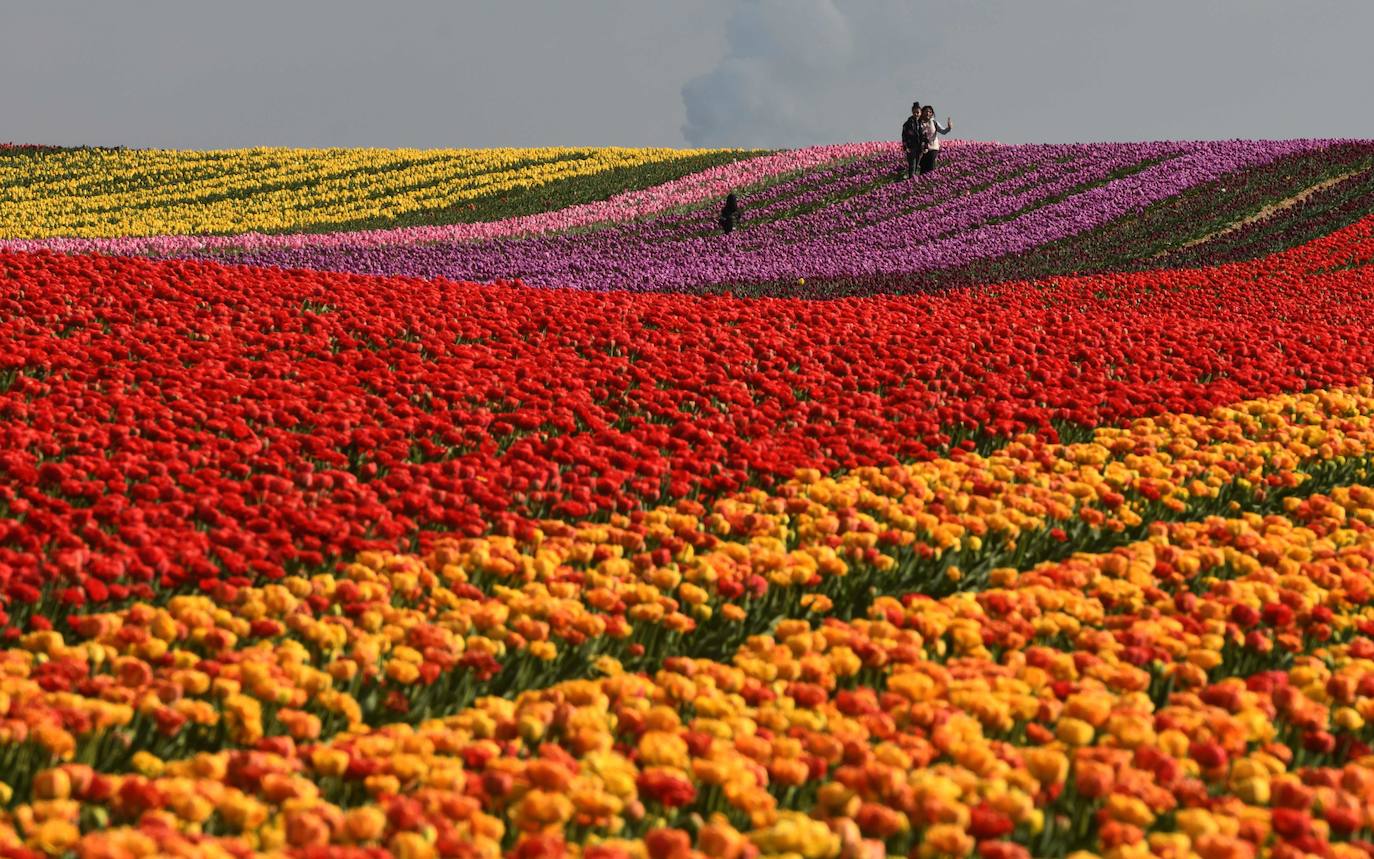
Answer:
[
  {"xmin": 285, "ymin": 809, "xmax": 333, "ymax": 848},
  {"xmin": 854, "ymin": 802, "xmax": 908, "ymax": 839},
  {"xmin": 1022, "ymin": 748, "xmax": 1068, "ymax": 787},
  {"xmin": 527, "ymin": 759, "xmax": 573, "ymax": 793},
  {"xmin": 29, "ymin": 819, "xmax": 79, "ymax": 855},
  {"xmin": 1075, "ymin": 761, "xmax": 1116, "ymax": 799},
  {"xmin": 917, "ymin": 823, "xmax": 974, "ymax": 858},
  {"xmin": 698, "ymin": 816, "xmax": 751, "ymax": 859},
  {"xmin": 769, "ymin": 757, "xmax": 811, "ymax": 787},
  {"xmin": 514, "ymin": 789, "xmax": 575, "ymax": 831},
  {"xmin": 32, "ymin": 769, "xmax": 71, "ymax": 801},
  {"xmin": 1055, "ymin": 717, "xmax": 1095, "ymax": 746},
  {"xmin": 311, "ymin": 747, "xmax": 350, "ymax": 778},
  {"xmin": 390, "ymin": 831, "xmax": 438, "ymax": 859},
  {"xmin": 344, "ymin": 807, "xmax": 388, "ymax": 843}
]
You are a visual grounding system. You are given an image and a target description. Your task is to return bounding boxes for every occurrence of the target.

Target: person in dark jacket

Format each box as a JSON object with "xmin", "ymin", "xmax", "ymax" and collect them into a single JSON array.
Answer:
[
  {"xmin": 719, "ymin": 192, "xmax": 739, "ymax": 234},
  {"xmin": 901, "ymin": 102, "xmax": 925, "ymax": 179}
]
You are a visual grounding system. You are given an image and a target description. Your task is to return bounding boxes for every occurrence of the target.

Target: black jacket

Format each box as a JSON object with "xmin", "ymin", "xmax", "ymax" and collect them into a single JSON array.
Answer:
[
  {"xmin": 719, "ymin": 202, "xmax": 738, "ymax": 234},
  {"xmin": 902, "ymin": 116, "xmax": 925, "ymax": 153}
]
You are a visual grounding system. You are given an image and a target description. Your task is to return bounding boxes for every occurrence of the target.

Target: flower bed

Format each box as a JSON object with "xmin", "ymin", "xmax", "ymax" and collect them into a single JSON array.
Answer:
[
  {"xmin": 4, "ymin": 385, "xmax": 1374, "ymax": 857},
  {"xmin": 6, "ymin": 138, "xmax": 1374, "ymax": 858},
  {"xmin": 0, "ymin": 145, "xmax": 869, "ymax": 256},
  {"xmin": 833, "ymin": 142, "xmax": 1374, "ymax": 296},
  {"xmin": 5, "ymin": 216, "xmax": 1374, "ymax": 608},
  {"xmin": 207, "ymin": 140, "xmax": 1338, "ymax": 292},
  {"xmin": 0, "ymin": 147, "xmax": 764, "ymax": 240}
]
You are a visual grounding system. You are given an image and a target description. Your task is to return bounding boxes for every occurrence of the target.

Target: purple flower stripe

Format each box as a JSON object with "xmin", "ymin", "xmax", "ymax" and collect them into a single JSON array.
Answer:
[{"xmin": 216, "ymin": 140, "xmax": 1327, "ymax": 292}]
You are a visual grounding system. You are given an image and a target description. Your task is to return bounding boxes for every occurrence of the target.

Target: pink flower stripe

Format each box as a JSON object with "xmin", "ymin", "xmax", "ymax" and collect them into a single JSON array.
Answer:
[{"xmin": 0, "ymin": 143, "xmax": 918, "ymax": 255}]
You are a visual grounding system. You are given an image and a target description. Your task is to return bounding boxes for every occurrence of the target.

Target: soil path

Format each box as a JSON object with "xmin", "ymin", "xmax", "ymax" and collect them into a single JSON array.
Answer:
[{"xmin": 1153, "ymin": 168, "xmax": 1363, "ymax": 258}]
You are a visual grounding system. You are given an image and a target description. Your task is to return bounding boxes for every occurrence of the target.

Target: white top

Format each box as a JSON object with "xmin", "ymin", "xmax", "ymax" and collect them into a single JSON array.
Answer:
[{"xmin": 921, "ymin": 119, "xmax": 952, "ymax": 151}]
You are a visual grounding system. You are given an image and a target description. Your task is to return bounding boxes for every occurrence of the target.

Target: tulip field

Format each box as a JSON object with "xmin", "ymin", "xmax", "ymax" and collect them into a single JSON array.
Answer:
[{"xmin": 4, "ymin": 139, "xmax": 1374, "ymax": 859}]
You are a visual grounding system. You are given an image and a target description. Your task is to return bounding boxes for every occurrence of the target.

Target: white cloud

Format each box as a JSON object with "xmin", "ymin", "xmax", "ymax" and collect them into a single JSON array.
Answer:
[{"xmin": 682, "ymin": 0, "xmax": 1374, "ymax": 147}]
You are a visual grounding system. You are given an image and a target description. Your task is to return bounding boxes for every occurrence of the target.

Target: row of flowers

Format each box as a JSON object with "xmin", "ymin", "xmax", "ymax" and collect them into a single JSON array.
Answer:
[
  {"xmin": 6, "ymin": 217, "xmax": 1374, "ymax": 602},
  {"xmin": 0, "ymin": 147, "xmax": 757, "ymax": 240},
  {"xmin": 201, "ymin": 140, "xmax": 1357, "ymax": 293},
  {"xmin": 5, "ymin": 381, "xmax": 1371, "ymax": 759},
  {"xmin": 4, "ymin": 431, "xmax": 1374, "ymax": 855},
  {"xmin": 855, "ymin": 143, "xmax": 1374, "ymax": 297},
  {"xmin": 11, "ymin": 141, "xmax": 1368, "ymax": 300},
  {"xmin": 1152, "ymin": 160, "xmax": 1374, "ymax": 272},
  {"xmin": 0, "ymin": 145, "xmax": 880, "ymax": 255},
  {"xmin": 8, "ymin": 135, "xmax": 1374, "ymax": 859}
]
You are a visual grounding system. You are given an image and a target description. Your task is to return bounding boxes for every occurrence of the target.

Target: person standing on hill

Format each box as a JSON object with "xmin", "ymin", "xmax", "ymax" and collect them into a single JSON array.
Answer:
[
  {"xmin": 918, "ymin": 105, "xmax": 953, "ymax": 175},
  {"xmin": 901, "ymin": 102, "xmax": 925, "ymax": 180},
  {"xmin": 719, "ymin": 192, "xmax": 739, "ymax": 234}
]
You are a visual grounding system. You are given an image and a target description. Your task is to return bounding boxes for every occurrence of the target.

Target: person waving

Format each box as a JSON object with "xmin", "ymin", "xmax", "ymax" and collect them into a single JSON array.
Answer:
[{"xmin": 918, "ymin": 105, "xmax": 953, "ymax": 175}]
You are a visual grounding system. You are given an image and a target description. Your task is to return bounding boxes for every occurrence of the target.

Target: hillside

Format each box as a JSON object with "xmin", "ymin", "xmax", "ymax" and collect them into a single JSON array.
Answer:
[
  {"xmin": 7, "ymin": 140, "xmax": 1374, "ymax": 294},
  {"xmin": 2, "ymin": 141, "xmax": 1374, "ymax": 859}
]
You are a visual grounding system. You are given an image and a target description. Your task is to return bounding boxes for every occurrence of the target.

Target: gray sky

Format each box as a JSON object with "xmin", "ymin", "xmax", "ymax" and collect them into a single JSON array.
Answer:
[{"xmin": 4, "ymin": 0, "xmax": 1373, "ymax": 150}]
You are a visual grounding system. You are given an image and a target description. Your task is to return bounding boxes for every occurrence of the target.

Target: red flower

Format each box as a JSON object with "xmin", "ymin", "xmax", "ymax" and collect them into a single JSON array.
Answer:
[
  {"xmin": 1229, "ymin": 603, "xmax": 1260, "ymax": 628},
  {"xmin": 513, "ymin": 835, "xmax": 567, "ymax": 859},
  {"xmin": 716, "ymin": 579, "xmax": 745, "ymax": 599},
  {"xmin": 1189, "ymin": 741, "xmax": 1228, "ymax": 771},
  {"xmin": 1262, "ymin": 603, "xmax": 1295, "ymax": 627},
  {"xmin": 1303, "ymin": 731, "xmax": 1337, "ymax": 756},
  {"xmin": 1272, "ymin": 780, "xmax": 1314, "ymax": 810},
  {"xmin": 835, "ymin": 689, "xmax": 880, "ymax": 716},
  {"xmin": 152, "ymin": 706, "xmax": 187, "ymax": 737},
  {"xmin": 855, "ymin": 802, "xmax": 907, "ymax": 839},
  {"xmin": 786, "ymin": 682, "xmax": 828, "ymax": 709},
  {"xmin": 481, "ymin": 770, "xmax": 514, "ymax": 800},
  {"xmin": 114, "ymin": 777, "xmax": 164, "ymax": 819},
  {"xmin": 978, "ymin": 843, "xmax": 1030, "ymax": 859},
  {"xmin": 969, "ymin": 805, "xmax": 1015, "ymax": 840},
  {"xmin": 1325, "ymin": 806, "xmax": 1362, "ymax": 835},
  {"xmin": 636, "ymin": 770, "xmax": 697, "ymax": 807},
  {"xmin": 1272, "ymin": 808, "xmax": 1313, "ymax": 841},
  {"xmin": 645, "ymin": 829, "xmax": 692, "ymax": 859},
  {"xmin": 249, "ymin": 618, "xmax": 283, "ymax": 638}
]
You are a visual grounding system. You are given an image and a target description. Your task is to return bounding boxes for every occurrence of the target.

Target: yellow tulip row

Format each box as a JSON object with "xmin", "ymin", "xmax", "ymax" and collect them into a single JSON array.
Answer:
[{"xmin": 0, "ymin": 147, "xmax": 724, "ymax": 238}]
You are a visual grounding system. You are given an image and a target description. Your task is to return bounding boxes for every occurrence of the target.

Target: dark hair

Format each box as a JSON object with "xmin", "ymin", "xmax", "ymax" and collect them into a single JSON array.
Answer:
[
  {"xmin": 912, "ymin": 102, "xmax": 921, "ymax": 111},
  {"xmin": 723, "ymin": 193, "xmax": 738, "ymax": 212},
  {"xmin": 922, "ymin": 104, "xmax": 935, "ymax": 114}
]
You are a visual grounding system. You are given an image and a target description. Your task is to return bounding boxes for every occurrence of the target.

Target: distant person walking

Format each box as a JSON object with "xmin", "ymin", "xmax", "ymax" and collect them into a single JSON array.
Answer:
[
  {"xmin": 719, "ymin": 192, "xmax": 739, "ymax": 234},
  {"xmin": 918, "ymin": 106, "xmax": 953, "ymax": 175},
  {"xmin": 901, "ymin": 102, "xmax": 925, "ymax": 179}
]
